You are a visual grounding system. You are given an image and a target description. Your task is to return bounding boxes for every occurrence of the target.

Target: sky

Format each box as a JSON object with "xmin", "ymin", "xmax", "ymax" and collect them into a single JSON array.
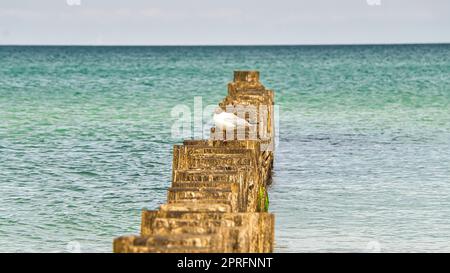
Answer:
[{"xmin": 0, "ymin": 0, "xmax": 449, "ymax": 45}]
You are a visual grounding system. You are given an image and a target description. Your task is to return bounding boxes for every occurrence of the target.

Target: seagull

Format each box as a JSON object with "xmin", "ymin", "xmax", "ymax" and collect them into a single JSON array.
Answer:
[{"xmin": 213, "ymin": 107, "xmax": 252, "ymax": 130}]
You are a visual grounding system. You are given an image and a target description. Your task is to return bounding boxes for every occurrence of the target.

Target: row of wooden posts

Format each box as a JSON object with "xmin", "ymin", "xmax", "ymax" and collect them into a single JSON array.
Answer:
[{"xmin": 114, "ymin": 71, "xmax": 276, "ymax": 253}]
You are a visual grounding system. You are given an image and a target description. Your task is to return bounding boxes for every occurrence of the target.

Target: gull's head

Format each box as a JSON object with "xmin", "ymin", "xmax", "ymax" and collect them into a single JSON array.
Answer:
[{"xmin": 214, "ymin": 107, "xmax": 224, "ymax": 115}]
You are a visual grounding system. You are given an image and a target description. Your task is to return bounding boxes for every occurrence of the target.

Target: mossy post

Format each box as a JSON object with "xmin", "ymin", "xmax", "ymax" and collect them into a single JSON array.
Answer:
[{"xmin": 114, "ymin": 71, "xmax": 276, "ymax": 253}]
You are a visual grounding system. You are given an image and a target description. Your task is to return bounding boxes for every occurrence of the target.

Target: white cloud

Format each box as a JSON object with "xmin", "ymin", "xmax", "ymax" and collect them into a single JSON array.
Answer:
[{"xmin": 0, "ymin": 0, "xmax": 448, "ymax": 45}]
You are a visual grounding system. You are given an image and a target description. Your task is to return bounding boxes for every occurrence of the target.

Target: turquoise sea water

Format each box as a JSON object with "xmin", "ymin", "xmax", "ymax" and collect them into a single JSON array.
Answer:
[{"xmin": 0, "ymin": 45, "xmax": 449, "ymax": 252}]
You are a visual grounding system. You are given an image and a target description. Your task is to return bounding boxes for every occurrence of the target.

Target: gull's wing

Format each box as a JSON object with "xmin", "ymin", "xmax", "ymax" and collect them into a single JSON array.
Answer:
[
  {"xmin": 220, "ymin": 113, "xmax": 239, "ymax": 124},
  {"xmin": 214, "ymin": 112, "xmax": 252, "ymax": 129},
  {"xmin": 214, "ymin": 113, "xmax": 236, "ymax": 129}
]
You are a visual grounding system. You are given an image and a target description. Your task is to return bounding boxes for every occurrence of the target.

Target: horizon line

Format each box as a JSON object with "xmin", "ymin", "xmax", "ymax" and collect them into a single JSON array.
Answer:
[{"xmin": 1, "ymin": 42, "xmax": 450, "ymax": 47}]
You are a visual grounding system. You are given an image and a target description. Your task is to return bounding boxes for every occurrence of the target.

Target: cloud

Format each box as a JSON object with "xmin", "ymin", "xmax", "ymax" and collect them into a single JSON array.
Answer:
[
  {"xmin": 200, "ymin": 8, "xmax": 243, "ymax": 20},
  {"xmin": 139, "ymin": 8, "xmax": 163, "ymax": 17},
  {"xmin": 0, "ymin": 8, "xmax": 43, "ymax": 18},
  {"xmin": 0, "ymin": 0, "xmax": 449, "ymax": 45}
]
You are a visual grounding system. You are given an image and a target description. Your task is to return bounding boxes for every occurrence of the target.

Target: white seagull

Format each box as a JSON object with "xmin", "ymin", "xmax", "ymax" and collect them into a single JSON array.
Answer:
[{"xmin": 213, "ymin": 107, "xmax": 252, "ymax": 130}]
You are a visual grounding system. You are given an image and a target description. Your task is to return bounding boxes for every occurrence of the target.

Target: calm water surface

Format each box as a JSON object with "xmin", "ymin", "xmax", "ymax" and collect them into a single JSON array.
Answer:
[{"xmin": 0, "ymin": 45, "xmax": 449, "ymax": 252}]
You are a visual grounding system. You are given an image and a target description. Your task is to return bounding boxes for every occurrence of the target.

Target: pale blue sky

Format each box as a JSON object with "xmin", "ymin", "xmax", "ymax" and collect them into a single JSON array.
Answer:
[{"xmin": 0, "ymin": 0, "xmax": 449, "ymax": 45}]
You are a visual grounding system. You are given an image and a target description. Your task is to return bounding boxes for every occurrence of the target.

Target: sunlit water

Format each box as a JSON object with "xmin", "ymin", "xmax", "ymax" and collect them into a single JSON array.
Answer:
[{"xmin": 0, "ymin": 45, "xmax": 449, "ymax": 252}]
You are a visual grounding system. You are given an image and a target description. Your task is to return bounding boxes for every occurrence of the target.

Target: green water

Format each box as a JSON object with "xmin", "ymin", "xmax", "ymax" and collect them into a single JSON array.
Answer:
[{"xmin": 0, "ymin": 45, "xmax": 449, "ymax": 252}]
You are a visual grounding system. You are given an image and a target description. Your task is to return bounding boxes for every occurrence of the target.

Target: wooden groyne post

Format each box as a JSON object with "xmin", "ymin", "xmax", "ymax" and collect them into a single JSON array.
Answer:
[{"xmin": 114, "ymin": 71, "xmax": 275, "ymax": 253}]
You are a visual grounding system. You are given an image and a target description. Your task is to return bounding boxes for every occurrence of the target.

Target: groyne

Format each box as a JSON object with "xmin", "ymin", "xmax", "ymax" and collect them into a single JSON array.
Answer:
[{"xmin": 114, "ymin": 71, "xmax": 275, "ymax": 253}]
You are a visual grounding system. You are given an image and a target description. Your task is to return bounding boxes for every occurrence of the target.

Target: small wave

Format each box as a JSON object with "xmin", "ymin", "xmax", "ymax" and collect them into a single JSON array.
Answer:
[{"xmin": 68, "ymin": 171, "xmax": 99, "ymax": 177}]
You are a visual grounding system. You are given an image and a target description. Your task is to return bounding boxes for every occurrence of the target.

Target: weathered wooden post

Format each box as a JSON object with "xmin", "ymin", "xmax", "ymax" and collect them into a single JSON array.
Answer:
[{"xmin": 114, "ymin": 71, "xmax": 275, "ymax": 253}]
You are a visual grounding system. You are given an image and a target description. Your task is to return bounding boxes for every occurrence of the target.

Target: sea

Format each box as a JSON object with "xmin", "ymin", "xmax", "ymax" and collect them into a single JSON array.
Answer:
[{"xmin": 0, "ymin": 45, "xmax": 449, "ymax": 252}]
